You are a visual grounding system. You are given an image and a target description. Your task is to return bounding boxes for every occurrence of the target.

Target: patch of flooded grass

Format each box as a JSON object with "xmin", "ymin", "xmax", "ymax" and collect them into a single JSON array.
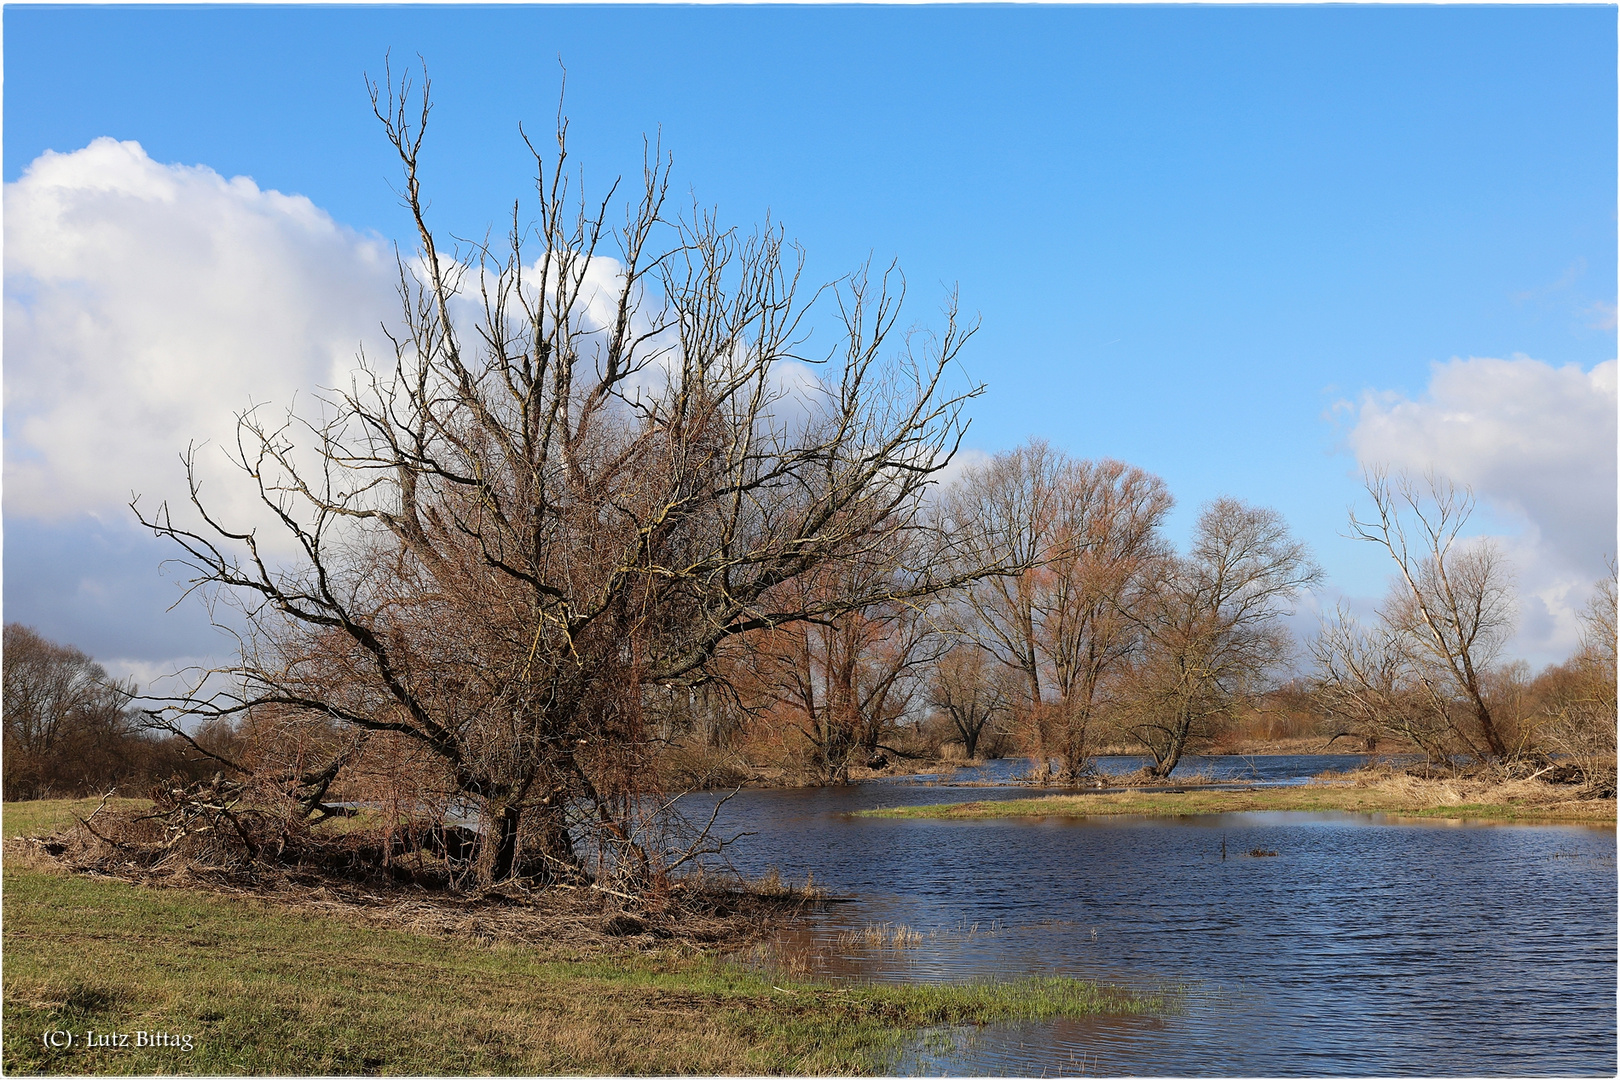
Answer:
[
  {"xmin": 3, "ymin": 848, "xmax": 1169, "ymax": 1076},
  {"xmin": 859, "ymin": 777, "xmax": 1616, "ymax": 825}
]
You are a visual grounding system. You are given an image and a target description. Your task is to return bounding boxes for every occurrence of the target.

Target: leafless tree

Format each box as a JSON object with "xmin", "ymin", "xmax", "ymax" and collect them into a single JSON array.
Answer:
[
  {"xmin": 939, "ymin": 440, "xmax": 1179, "ymax": 777},
  {"xmin": 742, "ymin": 540, "xmax": 945, "ymax": 783},
  {"xmin": 1535, "ymin": 560, "xmax": 1617, "ymax": 786},
  {"xmin": 1120, "ymin": 499, "xmax": 1320, "ymax": 778},
  {"xmin": 1345, "ymin": 470, "xmax": 1517, "ymax": 760},
  {"xmin": 2, "ymin": 625, "xmax": 141, "ymax": 799},
  {"xmin": 941, "ymin": 444, "xmax": 1172, "ymax": 779},
  {"xmin": 1036, "ymin": 460, "xmax": 1172, "ymax": 781},
  {"xmin": 133, "ymin": 67, "xmax": 991, "ymax": 889},
  {"xmin": 937, "ymin": 441, "xmax": 1067, "ymax": 729},
  {"xmin": 927, "ymin": 643, "xmax": 1015, "ymax": 760},
  {"xmin": 1311, "ymin": 606, "xmax": 1459, "ymax": 762},
  {"xmin": 1580, "ymin": 557, "xmax": 1617, "ymax": 668}
]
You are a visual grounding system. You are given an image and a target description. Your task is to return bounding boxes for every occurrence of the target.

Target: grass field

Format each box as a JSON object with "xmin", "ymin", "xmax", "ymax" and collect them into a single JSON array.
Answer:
[
  {"xmin": 2, "ymin": 799, "xmax": 1171, "ymax": 1075},
  {"xmin": 858, "ymin": 774, "xmax": 1618, "ymax": 825}
]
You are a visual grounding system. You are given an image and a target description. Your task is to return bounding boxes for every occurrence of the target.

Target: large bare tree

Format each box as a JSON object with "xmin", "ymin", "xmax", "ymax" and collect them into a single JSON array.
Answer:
[
  {"xmin": 937, "ymin": 440, "xmax": 1067, "ymax": 726},
  {"xmin": 1338, "ymin": 470, "xmax": 1517, "ymax": 761},
  {"xmin": 135, "ymin": 68, "xmax": 989, "ymax": 888},
  {"xmin": 1120, "ymin": 498, "xmax": 1320, "ymax": 778},
  {"xmin": 1035, "ymin": 459, "xmax": 1172, "ymax": 781},
  {"xmin": 941, "ymin": 443, "xmax": 1171, "ymax": 779}
]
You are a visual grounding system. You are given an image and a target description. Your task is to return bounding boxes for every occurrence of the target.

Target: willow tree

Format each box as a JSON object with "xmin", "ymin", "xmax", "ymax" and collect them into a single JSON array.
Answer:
[
  {"xmin": 939, "ymin": 442, "xmax": 1171, "ymax": 780},
  {"xmin": 1344, "ymin": 470, "xmax": 1517, "ymax": 760},
  {"xmin": 136, "ymin": 68, "xmax": 986, "ymax": 888},
  {"xmin": 1120, "ymin": 498, "xmax": 1320, "ymax": 778}
]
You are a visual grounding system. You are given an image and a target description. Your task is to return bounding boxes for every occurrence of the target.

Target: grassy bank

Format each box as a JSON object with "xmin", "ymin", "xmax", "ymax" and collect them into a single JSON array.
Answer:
[
  {"xmin": 858, "ymin": 774, "xmax": 1617, "ymax": 825},
  {"xmin": 3, "ymin": 800, "xmax": 1170, "ymax": 1075}
]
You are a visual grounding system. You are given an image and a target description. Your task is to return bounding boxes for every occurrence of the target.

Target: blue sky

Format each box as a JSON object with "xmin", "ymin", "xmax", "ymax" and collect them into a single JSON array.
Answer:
[{"xmin": 4, "ymin": 4, "xmax": 1616, "ymax": 677}]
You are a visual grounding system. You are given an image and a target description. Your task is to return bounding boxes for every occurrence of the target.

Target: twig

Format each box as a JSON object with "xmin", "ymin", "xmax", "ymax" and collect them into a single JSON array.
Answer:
[
  {"xmin": 83, "ymin": 789, "xmax": 117, "ymax": 825},
  {"xmin": 588, "ymin": 882, "xmax": 640, "ymax": 903},
  {"xmin": 75, "ymin": 812, "xmax": 128, "ymax": 851}
]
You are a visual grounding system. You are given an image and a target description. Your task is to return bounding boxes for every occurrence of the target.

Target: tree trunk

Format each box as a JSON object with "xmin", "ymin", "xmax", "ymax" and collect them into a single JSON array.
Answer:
[
  {"xmin": 525, "ymin": 801, "xmax": 583, "ymax": 884},
  {"xmin": 1473, "ymin": 698, "xmax": 1508, "ymax": 760},
  {"xmin": 1058, "ymin": 698, "xmax": 1097, "ymax": 783},
  {"xmin": 484, "ymin": 799, "xmax": 584, "ymax": 885},
  {"xmin": 962, "ymin": 725, "xmax": 980, "ymax": 760},
  {"xmin": 485, "ymin": 803, "xmax": 523, "ymax": 884},
  {"xmin": 1147, "ymin": 712, "xmax": 1192, "ymax": 779}
]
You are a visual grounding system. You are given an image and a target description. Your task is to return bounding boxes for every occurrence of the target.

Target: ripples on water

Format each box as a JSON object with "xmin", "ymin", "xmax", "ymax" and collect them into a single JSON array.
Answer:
[
  {"xmin": 913, "ymin": 751, "xmax": 1408, "ymax": 787},
  {"xmin": 696, "ymin": 756, "xmax": 1617, "ymax": 1076}
]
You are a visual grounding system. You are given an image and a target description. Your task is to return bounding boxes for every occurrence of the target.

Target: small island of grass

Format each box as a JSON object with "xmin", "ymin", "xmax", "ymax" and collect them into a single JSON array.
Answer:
[{"xmin": 858, "ymin": 770, "xmax": 1617, "ymax": 826}]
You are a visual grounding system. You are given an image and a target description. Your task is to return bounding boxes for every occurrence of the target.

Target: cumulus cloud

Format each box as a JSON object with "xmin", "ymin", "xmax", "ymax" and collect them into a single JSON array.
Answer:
[
  {"xmin": 1346, "ymin": 355, "xmax": 1617, "ymax": 664},
  {"xmin": 4, "ymin": 137, "xmax": 399, "ymax": 528},
  {"xmin": 4, "ymin": 139, "xmax": 405, "ymax": 674},
  {"xmin": 3, "ymin": 138, "xmax": 841, "ymax": 675}
]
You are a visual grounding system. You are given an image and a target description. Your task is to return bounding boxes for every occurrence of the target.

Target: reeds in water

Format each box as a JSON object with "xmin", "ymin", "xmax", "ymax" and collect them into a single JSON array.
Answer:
[{"xmin": 838, "ymin": 921, "xmax": 924, "ymax": 950}]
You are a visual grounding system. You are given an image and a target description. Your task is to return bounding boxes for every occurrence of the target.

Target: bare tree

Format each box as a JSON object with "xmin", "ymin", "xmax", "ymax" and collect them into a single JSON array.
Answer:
[
  {"xmin": 134, "ymin": 67, "xmax": 990, "ymax": 889},
  {"xmin": 941, "ymin": 445, "xmax": 1172, "ymax": 780},
  {"xmin": 2, "ymin": 625, "xmax": 141, "ymax": 799},
  {"xmin": 927, "ymin": 643, "xmax": 1015, "ymax": 760},
  {"xmin": 1535, "ymin": 560, "xmax": 1618, "ymax": 787},
  {"xmin": 742, "ymin": 542, "xmax": 944, "ymax": 783},
  {"xmin": 1120, "ymin": 499, "xmax": 1320, "ymax": 778},
  {"xmin": 937, "ymin": 441, "xmax": 1067, "ymax": 730},
  {"xmin": 1036, "ymin": 460, "xmax": 1172, "ymax": 781},
  {"xmin": 1311, "ymin": 605, "xmax": 1459, "ymax": 762},
  {"xmin": 1347, "ymin": 470, "xmax": 1516, "ymax": 760},
  {"xmin": 1580, "ymin": 557, "xmax": 1617, "ymax": 668}
]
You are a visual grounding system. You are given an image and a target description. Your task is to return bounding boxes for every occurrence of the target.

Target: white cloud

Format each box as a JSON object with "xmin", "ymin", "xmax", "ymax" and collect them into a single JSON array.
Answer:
[
  {"xmin": 3, "ymin": 138, "xmax": 837, "ymax": 674},
  {"xmin": 1346, "ymin": 355, "xmax": 1617, "ymax": 664},
  {"xmin": 4, "ymin": 138, "xmax": 398, "ymax": 527},
  {"xmin": 4, "ymin": 139, "xmax": 403, "ymax": 673}
]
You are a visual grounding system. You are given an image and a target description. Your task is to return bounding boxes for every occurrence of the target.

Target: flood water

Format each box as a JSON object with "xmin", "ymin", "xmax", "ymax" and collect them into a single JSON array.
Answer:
[
  {"xmin": 693, "ymin": 755, "xmax": 1617, "ymax": 1076},
  {"xmin": 943, "ymin": 752, "xmax": 1407, "ymax": 787}
]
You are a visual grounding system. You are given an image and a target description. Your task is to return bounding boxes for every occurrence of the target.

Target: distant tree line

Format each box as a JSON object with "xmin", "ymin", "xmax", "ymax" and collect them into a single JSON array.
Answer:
[
  {"xmin": 692, "ymin": 450, "xmax": 1616, "ymax": 793},
  {"xmin": 1, "ymin": 624, "xmax": 220, "ymax": 800}
]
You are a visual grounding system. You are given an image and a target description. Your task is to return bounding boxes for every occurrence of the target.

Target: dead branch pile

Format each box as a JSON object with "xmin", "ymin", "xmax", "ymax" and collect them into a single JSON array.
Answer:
[
  {"xmin": 27, "ymin": 789, "xmax": 827, "ymax": 951},
  {"xmin": 1387, "ymin": 755, "xmax": 1617, "ymax": 798},
  {"xmin": 59, "ymin": 777, "xmax": 493, "ymax": 893},
  {"xmin": 1329, "ymin": 760, "xmax": 1618, "ymax": 808}
]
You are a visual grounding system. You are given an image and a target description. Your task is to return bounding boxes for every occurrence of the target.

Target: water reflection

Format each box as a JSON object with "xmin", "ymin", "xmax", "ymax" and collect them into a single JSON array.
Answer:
[{"xmin": 697, "ymin": 759, "xmax": 1617, "ymax": 1076}]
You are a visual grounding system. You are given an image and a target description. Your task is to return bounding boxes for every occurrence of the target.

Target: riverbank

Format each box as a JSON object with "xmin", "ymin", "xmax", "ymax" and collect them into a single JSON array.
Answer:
[
  {"xmin": 666, "ymin": 738, "xmax": 1405, "ymax": 790},
  {"xmin": 2, "ymin": 798, "xmax": 1170, "ymax": 1075},
  {"xmin": 858, "ymin": 771, "xmax": 1617, "ymax": 825}
]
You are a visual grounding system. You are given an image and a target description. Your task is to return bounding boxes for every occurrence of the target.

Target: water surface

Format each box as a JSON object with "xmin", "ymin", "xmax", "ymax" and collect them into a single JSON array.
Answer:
[{"xmin": 695, "ymin": 757, "xmax": 1616, "ymax": 1076}]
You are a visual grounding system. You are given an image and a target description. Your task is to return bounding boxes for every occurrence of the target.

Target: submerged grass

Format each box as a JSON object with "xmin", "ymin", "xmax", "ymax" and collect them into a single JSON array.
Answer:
[
  {"xmin": 860, "ymin": 773, "xmax": 1617, "ymax": 825},
  {"xmin": 837, "ymin": 921, "xmax": 925, "ymax": 950},
  {"xmin": 2, "ymin": 798, "xmax": 1170, "ymax": 1076}
]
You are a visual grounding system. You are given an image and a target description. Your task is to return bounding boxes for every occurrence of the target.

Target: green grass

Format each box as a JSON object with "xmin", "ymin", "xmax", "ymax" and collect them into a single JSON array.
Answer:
[
  {"xmin": 859, "ymin": 783, "xmax": 1617, "ymax": 825},
  {"xmin": 2, "ymin": 800, "xmax": 1171, "ymax": 1075},
  {"xmin": 4, "ymin": 797, "xmax": 151, "ymax": 839}
]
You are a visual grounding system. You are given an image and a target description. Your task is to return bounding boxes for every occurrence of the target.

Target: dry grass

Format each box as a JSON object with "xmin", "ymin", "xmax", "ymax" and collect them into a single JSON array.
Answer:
[
  {"xmin": 863, "ymin": 770, "xmax": 1617, "ymax": 824},
  {"xmin": 837, "ymin": 921, "xmax": 925, "ymax": 950}
]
